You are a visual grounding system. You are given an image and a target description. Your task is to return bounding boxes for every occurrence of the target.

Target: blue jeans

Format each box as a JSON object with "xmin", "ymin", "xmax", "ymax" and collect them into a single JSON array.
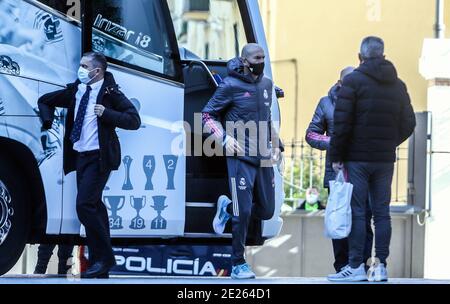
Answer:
[
  {"xmin": 346, "ymin": 162, "xmax": 394, "ymax": 268},
  {"xmin": 327, "ymin": 188, "xmax": 374, "ymax": 272}
]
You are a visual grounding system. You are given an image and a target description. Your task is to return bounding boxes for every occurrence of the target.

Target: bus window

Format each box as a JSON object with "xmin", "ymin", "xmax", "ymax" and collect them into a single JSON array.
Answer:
[
  {"xmin": 167, "ymin": 0, "xmax": 248, "ymax": 61},
  {"xmin": 91, "ymin": 0, "xmax": 178, "ymax": 79}
]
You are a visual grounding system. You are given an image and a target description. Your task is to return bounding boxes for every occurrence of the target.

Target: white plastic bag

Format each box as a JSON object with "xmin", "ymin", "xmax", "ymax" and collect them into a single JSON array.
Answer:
[{"xmin": 324, "ymin": 170, "xmax": 353, "ymax": 239}]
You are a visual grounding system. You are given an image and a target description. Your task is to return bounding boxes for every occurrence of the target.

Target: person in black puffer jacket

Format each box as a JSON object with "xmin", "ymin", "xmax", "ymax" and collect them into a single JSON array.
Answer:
[
  {"xmin": 306, "ymin": 67, "xmax": 353, "ymax": 188},
  {"xmin": 305, "ymin": 67, "xmax": 374, "ymax": 274},
  {"xmin": 328, "ymin": 36, "xmax": 416, "ymax": 282}
]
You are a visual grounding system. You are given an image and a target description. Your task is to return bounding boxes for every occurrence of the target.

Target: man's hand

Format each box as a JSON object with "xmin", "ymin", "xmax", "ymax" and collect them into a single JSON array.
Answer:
[
  {"xmin": 225, "ymin": 137, "xmax": 244, "ymax": 155},
  {"xmin": 94, "ymin": 105, "xmax": 106, "ymax": 117},
  {"xmin": 332, "ymin": 162, "xmax": 344, "ymax": 173},
  {"xmin": 271, "ymin": 147, "xmax": 282, "ymax": 164}
]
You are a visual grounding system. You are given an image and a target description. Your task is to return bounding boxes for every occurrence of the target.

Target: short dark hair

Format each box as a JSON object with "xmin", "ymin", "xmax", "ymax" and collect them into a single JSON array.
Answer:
[
  {"xmin": 83, "ymin": 51, "xmax": 107, "ymax": 71},
  {"xmin": 360, "ymin": 36, "xmax": 384, "ymax": 60}
]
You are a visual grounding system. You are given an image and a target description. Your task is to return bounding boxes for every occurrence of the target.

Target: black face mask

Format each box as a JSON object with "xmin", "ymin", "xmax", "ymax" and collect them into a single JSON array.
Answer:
[{"xmin": 248, "ymin": 62, "xmax": 265, "ymax": 76}]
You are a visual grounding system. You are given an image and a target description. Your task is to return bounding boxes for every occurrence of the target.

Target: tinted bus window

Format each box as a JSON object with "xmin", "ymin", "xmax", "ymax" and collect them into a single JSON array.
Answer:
[
  {"xmin": 91, "ymin": 0, "xmax": 178, "ymax": 79},
  {"xmin": 167, "ymin": 0, "xmax": 248, "ymax": 61}
]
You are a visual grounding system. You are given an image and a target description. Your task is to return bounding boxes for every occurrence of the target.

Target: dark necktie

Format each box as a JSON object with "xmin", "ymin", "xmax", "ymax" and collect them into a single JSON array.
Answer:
[{"xmin": 70, "ymin": 85, "xmax": 92, "ymax": 144}]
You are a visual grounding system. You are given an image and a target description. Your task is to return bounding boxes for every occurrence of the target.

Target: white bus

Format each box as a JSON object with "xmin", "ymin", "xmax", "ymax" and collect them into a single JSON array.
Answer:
[{"xmin": 0, "ymin": 0, "xmax": 284, "ymax": 275}]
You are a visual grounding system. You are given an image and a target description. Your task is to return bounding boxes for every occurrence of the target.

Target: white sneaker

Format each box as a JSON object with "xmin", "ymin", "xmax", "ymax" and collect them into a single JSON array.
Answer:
[
  {"xmin": 368, "ymin": 262, "xmax": 388, "ymax": 282},
  {"xmin": 231, "ymin": 263, "xmax": 256, "ymax": 279},
  {"xmin": 327, "ymin": 264, "xmax": 367, "ymax": 282},
  {"xmin": 212, "ymin": 195, "xmax": 231, "ymax": 235}
]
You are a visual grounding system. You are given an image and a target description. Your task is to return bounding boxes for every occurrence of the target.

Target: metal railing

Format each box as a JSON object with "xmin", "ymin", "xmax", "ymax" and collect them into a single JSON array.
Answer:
[{"xmin": 281, "ymin": 139, "xmax": 409, "ymax": 207}]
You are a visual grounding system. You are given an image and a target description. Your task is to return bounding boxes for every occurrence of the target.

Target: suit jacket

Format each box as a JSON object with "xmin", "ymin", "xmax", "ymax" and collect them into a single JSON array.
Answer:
[{"xmin": 38, "ymin": 71, "xmax": 141, "ymax": 174}]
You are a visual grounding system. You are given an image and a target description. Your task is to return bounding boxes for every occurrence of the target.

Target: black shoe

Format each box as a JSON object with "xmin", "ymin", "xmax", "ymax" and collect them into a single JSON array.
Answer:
[
  {"xmin": 97, "ymin": 272, "xmax": 109, "ymax": 279},
  {"xmin": 80, "ymin": 261, "xmax": 113, "ymax": 279}
]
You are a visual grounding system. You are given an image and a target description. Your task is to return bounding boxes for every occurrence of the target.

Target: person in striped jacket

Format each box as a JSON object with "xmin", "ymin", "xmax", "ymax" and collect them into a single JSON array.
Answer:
[{"xmin": 305, "ymin": 67, "xmax": 373, "ymax": 274}]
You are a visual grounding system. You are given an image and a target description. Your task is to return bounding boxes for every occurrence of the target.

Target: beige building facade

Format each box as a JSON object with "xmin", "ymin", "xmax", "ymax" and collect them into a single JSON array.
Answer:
[{"xmin": 258, "ymin": 0, "xmax": 450, "ymax": 144}]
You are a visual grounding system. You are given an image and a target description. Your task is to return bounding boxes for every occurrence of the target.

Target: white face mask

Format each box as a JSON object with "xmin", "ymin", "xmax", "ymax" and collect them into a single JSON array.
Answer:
[
  {"xmin": 78, "ymin": 67, "xmax": 98, "ymax": 84},
  {"xmin": 306, "ymin": 193, "xmax": 319, "ymax": 204}
]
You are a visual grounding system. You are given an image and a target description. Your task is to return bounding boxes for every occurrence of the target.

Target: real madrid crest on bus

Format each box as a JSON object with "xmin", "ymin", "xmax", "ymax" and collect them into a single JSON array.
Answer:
[{"xmin": 33, "ymin": 11, "xmax": 63, "ymax": 43}]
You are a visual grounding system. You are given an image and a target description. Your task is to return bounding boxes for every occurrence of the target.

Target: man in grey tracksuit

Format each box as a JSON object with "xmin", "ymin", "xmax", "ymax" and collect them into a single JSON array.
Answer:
[{"xmin": 202, "ymin": 43, "xmax": 284, "ymax": 279}]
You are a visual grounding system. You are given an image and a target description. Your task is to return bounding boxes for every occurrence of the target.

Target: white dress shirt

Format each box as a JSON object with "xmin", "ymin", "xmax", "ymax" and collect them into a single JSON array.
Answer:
[{"xmin": 73, "ymin": 79, "xmax": 104, "ymax": 152}]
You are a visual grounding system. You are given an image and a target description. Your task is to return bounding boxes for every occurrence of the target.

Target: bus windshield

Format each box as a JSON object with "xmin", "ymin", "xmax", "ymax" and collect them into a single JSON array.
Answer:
[{"xmin": 91, "ymin": 0, "xmax": 178, "ymax": 78}]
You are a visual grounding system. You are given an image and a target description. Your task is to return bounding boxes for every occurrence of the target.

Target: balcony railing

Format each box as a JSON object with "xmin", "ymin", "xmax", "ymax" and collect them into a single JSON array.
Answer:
[{"xmin": 282, "ymin": 139, "xmax": 409, "ymax": 208}]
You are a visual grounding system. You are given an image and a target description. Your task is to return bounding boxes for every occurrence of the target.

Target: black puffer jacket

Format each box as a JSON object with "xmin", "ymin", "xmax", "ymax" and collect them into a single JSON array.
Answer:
[
  {"xmin": 329, "ymin": 58, "xmax": 416, "ymax": 163},
  {"xmin": 202, "ymin": 57, "xmax": 283, "ymax": 166},
  {"xmin": 305, "ymin": 84, "xmax": 339, "ymax": 187}
]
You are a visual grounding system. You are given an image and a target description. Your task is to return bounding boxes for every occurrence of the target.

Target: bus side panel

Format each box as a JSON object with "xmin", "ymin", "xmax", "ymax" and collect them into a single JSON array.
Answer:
[
  {"xmin": 0, "ymin": 0, "xmax": 80, "ymax": 234},
  {"xmin": 0, "ymin": 73, "xmax": 65, "ymax": 235},
  {"xmin": 0, "ymin": 1, "xmax": 80, "ymax": 85},
  {"xmin": 72, "ymin": 66, "xmax": 186, "ymax": 237}
]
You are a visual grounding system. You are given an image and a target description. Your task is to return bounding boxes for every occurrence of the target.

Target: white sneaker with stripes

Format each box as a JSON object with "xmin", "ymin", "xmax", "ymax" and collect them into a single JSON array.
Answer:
[
  {"xmin": 327, "ymin": 263, "xmax": 368, "ymax": 282},
  {"xmin": 231, "ymin": 263, "xmax": 256, "ymax": 279},
  {"xmin": 368, "ymin": 262, "xmax": 388, "ymax": 282},
  {"xmin": 212, "ymin": 195, "xmax": 232, "ymax": 235}
]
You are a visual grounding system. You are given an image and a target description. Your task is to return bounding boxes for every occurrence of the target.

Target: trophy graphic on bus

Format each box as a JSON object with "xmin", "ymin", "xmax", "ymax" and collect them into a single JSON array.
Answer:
[
  {"xmin": 150, "ymin": 195, "xmax": 168, "ymax": 230},
  {"xmin": 105, "ymin": 195, "xmax": 125, "ymax": 230},
  {"xmin": 143, "ymin": 155, "xmax": 156, "ymax": 190},
  {"xmin": 130, "ymin": 196, "xmax": 146, "ymax": 230},
  {"xmin": 163, "ymin": 155, "xmax": 178, "ymax": 190},
  {"xmin": 122, "ymin": 155, "xmax": 133, "ymax": 190}
]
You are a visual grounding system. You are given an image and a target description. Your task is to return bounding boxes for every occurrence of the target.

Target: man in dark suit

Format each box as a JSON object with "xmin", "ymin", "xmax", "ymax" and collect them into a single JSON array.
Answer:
[{"xmin": 38, "ymin": 52, "xmax": 141, "ymax": 278}]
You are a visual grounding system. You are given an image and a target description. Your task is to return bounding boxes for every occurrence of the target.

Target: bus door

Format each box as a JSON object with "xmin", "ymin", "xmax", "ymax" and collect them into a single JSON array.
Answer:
[{"xmin": 66, "ymin": 0, "xmax": 186, "ymax": 237}]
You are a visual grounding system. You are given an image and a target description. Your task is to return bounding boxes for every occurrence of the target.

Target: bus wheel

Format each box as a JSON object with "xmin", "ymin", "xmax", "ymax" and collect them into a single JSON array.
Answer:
[{"xmin": 0, "ymin": 157, "xmax": 30, "ymax": 276}]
